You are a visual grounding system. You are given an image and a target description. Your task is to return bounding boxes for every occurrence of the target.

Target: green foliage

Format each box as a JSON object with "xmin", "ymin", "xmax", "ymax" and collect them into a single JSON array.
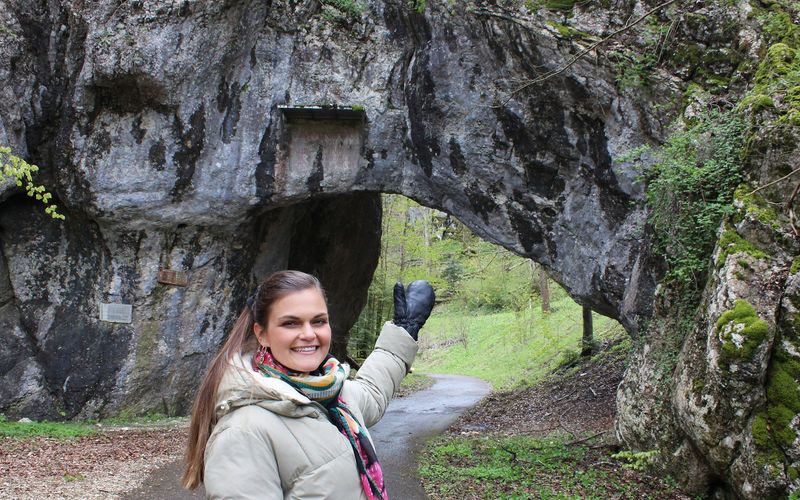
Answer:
[
  {"xmin": 320, "ymin": 0, "xmax": 366, "ymax": 22},
  {"xmin": 611, "ymin": 450, "xmax": 658, "ymax": 471},
  {"xmin": 628, "ymin": 111, "xmax": 745, "ymax": 294},
  {"xmin": 420, "ymin": 435, "xmax": 676, "ymax": 498},
  {"xmin": 611, "ymin": 50, "xmax": 659, "ymax": 90},
  {"xmin": 716, "ymin": 227, "xmax": 769, "ymax": 267},
  {"xmin": 409, "ymin": 0, "xmax": 426, "ymax": 13},
  {"xmin": 348, "ymin": 195, "xmax": 542, "ymax": 360},
  {"xmin": 606, "ymin": 15, "xmax": 672, "ymax": 91},
  {"xmin": 0, "ymin": 24, "xmax": 18, "ymax": 40},
  {"xmin": 543, "ymin": 0, "xmax": 575, "ymax": 12},
  {"xmin": 415, "ymin": 297, "xmax": 627, "ymax": 390},
  {"xmin": 0, "ymin": 146, "xmax": 64, "ymax": 219},
  {"xmin": 0, "ymin": 414, "xmax": 95, "ymax": 439}
]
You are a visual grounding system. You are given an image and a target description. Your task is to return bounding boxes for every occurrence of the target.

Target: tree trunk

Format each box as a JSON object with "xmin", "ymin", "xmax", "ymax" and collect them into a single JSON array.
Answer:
[
  {"xmin": 581, "ymin": 305, "xmax": 594, "ymax": 356},
  {"xmin": 539, "ymin": 265, "xmax": 550, "ymax": 313},
  {"xmin": 398, "ymin": 199, "xmax": 410, "ymax": 280}
]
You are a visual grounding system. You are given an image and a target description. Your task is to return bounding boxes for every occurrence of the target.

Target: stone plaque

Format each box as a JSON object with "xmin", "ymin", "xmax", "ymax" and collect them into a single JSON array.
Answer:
[
  {"xmin": 157, "ymin": 269, "xmax": 189, "ymax": 287},
  {"xmin": 100, "ymin": 303, "xmax": 133, "ymax": 324}
]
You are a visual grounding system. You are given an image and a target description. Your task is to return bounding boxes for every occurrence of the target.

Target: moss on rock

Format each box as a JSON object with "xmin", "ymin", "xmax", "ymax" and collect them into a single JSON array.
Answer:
[
  {"xmin": 544, "ymin": 0, "xmax": 575, "ymax": 12},
  {"xmin": 716, "ymin": 228, "xmax": 769, "ymax": 267},
  {"xmin": 716, "ymin": 299, "xmax": 770, "ymax": 365},
  {"xmin": 733, "ymin": 184, "xmax": 782, "ymax": 229},
  {"xmin": 790, "ymin": 256, "xmax": 800, "ymax": 274}
]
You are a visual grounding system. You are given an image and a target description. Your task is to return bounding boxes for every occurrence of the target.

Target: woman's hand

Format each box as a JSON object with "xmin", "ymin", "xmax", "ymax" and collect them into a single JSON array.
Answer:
[{"xmin": 392, "ymin": 280, "xmax": 435, "ymax": 340}]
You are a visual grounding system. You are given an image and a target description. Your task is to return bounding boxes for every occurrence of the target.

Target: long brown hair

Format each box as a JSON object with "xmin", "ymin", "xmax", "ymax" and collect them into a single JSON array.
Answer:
[{"xmin": 182, "ymin": 270, "xmax": 325, "ymax": 489}]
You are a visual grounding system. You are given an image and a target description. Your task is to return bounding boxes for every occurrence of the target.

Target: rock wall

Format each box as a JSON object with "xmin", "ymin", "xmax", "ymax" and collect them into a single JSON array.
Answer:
[
  {"xmin": 1, "ymin": 0, "xmax": 797, "ymax": 495},
  {"xmin": 616, "ymin": 5, "xmax": 800, "ymax": 496},
  {"xmin": 0, "ymin": 0, "xmax": 659, "ymax": 419}
]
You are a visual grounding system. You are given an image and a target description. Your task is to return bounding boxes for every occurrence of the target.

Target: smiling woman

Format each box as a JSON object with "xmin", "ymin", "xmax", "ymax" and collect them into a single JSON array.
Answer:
[
  {"xmin": 254, "ymin": 287, "xmax": 332, "ymax": 373},
  {"xmin": 182, "ymin": 270, "xmax": 435, "ymax": 500}
]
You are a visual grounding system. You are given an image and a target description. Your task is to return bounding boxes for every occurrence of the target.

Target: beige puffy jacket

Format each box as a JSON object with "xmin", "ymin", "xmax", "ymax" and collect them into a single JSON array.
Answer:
[{"xmin": 203, "ymin": 322, "xmax": 418, "ymax": 499}]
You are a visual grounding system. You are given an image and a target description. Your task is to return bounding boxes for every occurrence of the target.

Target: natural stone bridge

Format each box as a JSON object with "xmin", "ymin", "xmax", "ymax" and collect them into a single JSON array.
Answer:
[{"xmin": 0, "ymin": 0, "xmax": 657, "ymax": 419}]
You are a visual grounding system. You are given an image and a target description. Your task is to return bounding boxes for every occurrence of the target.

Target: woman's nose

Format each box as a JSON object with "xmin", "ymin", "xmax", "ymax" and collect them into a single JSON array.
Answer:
[{"xmin": 299, "ymin": 323, "xmax": 316, "ymax": 339}]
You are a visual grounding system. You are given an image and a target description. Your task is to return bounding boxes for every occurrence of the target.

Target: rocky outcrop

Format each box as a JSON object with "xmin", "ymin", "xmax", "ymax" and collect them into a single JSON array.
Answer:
[
  {"xmin": 616, "ymin": 8, "xmax": 800, "ymax": 496},
  {"xmin": 0, "ymin": 0, "xmax": 660, "ymax": 419}
]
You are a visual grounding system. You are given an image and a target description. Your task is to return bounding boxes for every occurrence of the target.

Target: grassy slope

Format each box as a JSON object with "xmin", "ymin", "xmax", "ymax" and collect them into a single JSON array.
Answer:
[{"xmin": 415, "ymin": 291, "xmax": 625, "ymax": 390}]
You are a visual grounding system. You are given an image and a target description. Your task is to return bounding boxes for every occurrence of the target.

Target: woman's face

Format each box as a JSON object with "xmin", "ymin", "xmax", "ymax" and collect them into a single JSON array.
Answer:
[{"xmin": 253, "ymin": 287, "xmax": 332, "ymax": 373}]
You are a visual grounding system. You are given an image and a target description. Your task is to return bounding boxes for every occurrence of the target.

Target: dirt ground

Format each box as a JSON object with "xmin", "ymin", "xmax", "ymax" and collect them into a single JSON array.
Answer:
[
  {"xmin": 451, "ymin": 339, "xmax": 626, "ymax": 439},
  {"xmin": 0, "ymin": 424, "xmax": 188, "ymax": 500}
]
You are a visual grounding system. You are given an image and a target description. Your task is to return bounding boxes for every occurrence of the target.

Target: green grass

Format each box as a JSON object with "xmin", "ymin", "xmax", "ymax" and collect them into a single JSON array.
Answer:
[
  {"xmin": 0, "ymin": 415, "xmax": 95, "ymax": 439},
  {"xmin": 419, "ymin": 434, "xmax": 675, "ymax": 499},
  {"xmin": 0, "ymin": 410, "xmax": 181, "ymax": 440},
  {"xmin": 98, "ymin": 410, "xmax": 173, "ymax": 426},
  {"xmin": 416, "ymin": 292, "xmax": 625, "ymax": 390},
  {"xmin": 401, "ymin": 372, "xmax": 434, "ymax": 391}
]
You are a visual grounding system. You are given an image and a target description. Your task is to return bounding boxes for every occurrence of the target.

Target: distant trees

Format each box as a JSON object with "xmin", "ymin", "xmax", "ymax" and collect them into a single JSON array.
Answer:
[{"xmin": 347, "ymin": 195, "xmax": 556, "ymax": 359}]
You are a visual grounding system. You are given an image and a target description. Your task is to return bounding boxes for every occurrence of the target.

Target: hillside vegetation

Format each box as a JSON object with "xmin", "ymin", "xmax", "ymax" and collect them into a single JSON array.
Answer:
[{"xmin": 416, "ymin": 297, "xmax": 625, "ymax": 390}]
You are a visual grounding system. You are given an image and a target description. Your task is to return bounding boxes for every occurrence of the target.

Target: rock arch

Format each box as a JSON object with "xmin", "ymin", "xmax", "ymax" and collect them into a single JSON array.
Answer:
[{"xmin": 0, "ymin": 0, "xmax": 659, "ymax": 419}]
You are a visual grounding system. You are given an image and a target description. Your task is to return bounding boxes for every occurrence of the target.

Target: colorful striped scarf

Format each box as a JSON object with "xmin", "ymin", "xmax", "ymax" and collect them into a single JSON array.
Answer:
[{"xmin": 253, "ymin": 349, "xmax": 387, "ymax": 500}]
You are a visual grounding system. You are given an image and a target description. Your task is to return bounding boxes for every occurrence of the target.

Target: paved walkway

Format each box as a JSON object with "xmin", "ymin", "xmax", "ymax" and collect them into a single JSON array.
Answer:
[{"xmin": 124, "ymin": 374, "xmax": 490, "ymax": 499}]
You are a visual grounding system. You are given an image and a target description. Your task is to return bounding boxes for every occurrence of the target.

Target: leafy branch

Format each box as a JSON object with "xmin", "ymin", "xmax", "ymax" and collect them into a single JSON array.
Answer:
[{"xmin": 0, "ymin": 146, "xmax": 65, "ymax": 219}]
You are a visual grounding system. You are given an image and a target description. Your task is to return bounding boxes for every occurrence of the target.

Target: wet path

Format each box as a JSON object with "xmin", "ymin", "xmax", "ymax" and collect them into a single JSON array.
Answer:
[
  {"xmin": 124, "ymin": 374, "xmax": 490, "ymax": 499},
  {"xmin": 370, "ymin": 374, "xmax": 491, "ymax": 499}
]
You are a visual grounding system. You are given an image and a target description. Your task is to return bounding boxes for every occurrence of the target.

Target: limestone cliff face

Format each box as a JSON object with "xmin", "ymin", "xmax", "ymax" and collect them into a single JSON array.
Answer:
[
  {"xmin": 0, "ymin": 0, "xmax": 796, "ymax": 496},
  {"xmin": 0, "ymin": 0, "xmax": 657, "ymax": 419}
]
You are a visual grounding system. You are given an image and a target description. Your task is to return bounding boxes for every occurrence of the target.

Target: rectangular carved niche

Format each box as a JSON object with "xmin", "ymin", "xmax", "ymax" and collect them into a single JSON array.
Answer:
[{"xmin": 277, "ymin": 105, "xmax": 366, "ymax": 194}]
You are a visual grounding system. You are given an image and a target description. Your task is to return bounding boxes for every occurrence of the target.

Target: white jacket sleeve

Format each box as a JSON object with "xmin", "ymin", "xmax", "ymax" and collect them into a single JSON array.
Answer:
[
  {"xmin": 342, "ymin": 322, "xmax": 419, "ymax": 428},
  {"xmin": 204, "ymin": 424, "xmax": 283, "ymax": 500}
]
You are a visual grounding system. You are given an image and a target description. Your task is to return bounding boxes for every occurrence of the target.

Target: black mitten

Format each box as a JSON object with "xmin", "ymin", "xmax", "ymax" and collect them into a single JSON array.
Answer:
[{"xmin": 392, "ymin": 280, "xmax": 435, "ymax": 341}]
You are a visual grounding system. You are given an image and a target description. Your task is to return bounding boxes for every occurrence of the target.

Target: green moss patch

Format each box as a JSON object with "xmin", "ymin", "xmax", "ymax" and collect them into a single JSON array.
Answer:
[
  {"xmin": 715, "ymin": 300, "xmax": 770, "ymax": 365},
  {"xmin": 545, "ymin": 21, "xmax": 591, "ymax": 39},
  {"xmin": 544, "ymin": 0, "xmax": 575, "ymax": 12},
  {"xmin": 716, "ymin": 229, "xmax": 769, "ymax": 267},
  {"xmin": 739, "ymin": 93, "xmax": 775, "ymax": 112},
  {"xmin": 742, "ymin": 42, "xmax": 800, "ymax": 128},
  {"xmin": 790, "ymin": 256, "xmax": 800, "ymax": 274},
  {"xmin": 733, "ymin": 185, "xmax": 782, "ymax": 229}
]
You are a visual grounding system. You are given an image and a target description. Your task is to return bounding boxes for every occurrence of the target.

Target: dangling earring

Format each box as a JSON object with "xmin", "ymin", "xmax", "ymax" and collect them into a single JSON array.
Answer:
[{"xmin": 255, "ymin": 344, "xmax": 269, "ymax": 365}]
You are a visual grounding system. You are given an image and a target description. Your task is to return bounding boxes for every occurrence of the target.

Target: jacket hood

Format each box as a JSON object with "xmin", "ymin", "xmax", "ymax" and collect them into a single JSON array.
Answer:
[{"xmin": 214, "ymin": 351, "xmax": 322, "ymax": 421}]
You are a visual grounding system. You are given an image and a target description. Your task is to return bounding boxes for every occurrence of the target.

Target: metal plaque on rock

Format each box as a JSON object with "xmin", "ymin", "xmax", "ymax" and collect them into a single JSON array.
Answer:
[{"xmin": 100, "ymin": 303, "xmax": 133, "ymax": 324}]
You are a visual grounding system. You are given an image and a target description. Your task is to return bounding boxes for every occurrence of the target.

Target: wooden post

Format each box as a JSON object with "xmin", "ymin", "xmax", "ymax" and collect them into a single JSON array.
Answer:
[
  {"xmin": 581, "ymin": 305, "xmax": 594, "ymax": 356},
  {"xmin": 539, "ymin": 266, "xmax": 550, "ymax": 313}
]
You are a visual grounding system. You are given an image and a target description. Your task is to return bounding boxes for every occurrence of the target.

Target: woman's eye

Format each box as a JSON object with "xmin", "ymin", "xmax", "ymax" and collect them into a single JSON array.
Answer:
[
  {"xmin": 282, "ymin": 321, "xmax": 297, "ymax": 327},
  {"xmin": 313, "ymin": 319, "xmax": 328, "ymax": 326}
]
